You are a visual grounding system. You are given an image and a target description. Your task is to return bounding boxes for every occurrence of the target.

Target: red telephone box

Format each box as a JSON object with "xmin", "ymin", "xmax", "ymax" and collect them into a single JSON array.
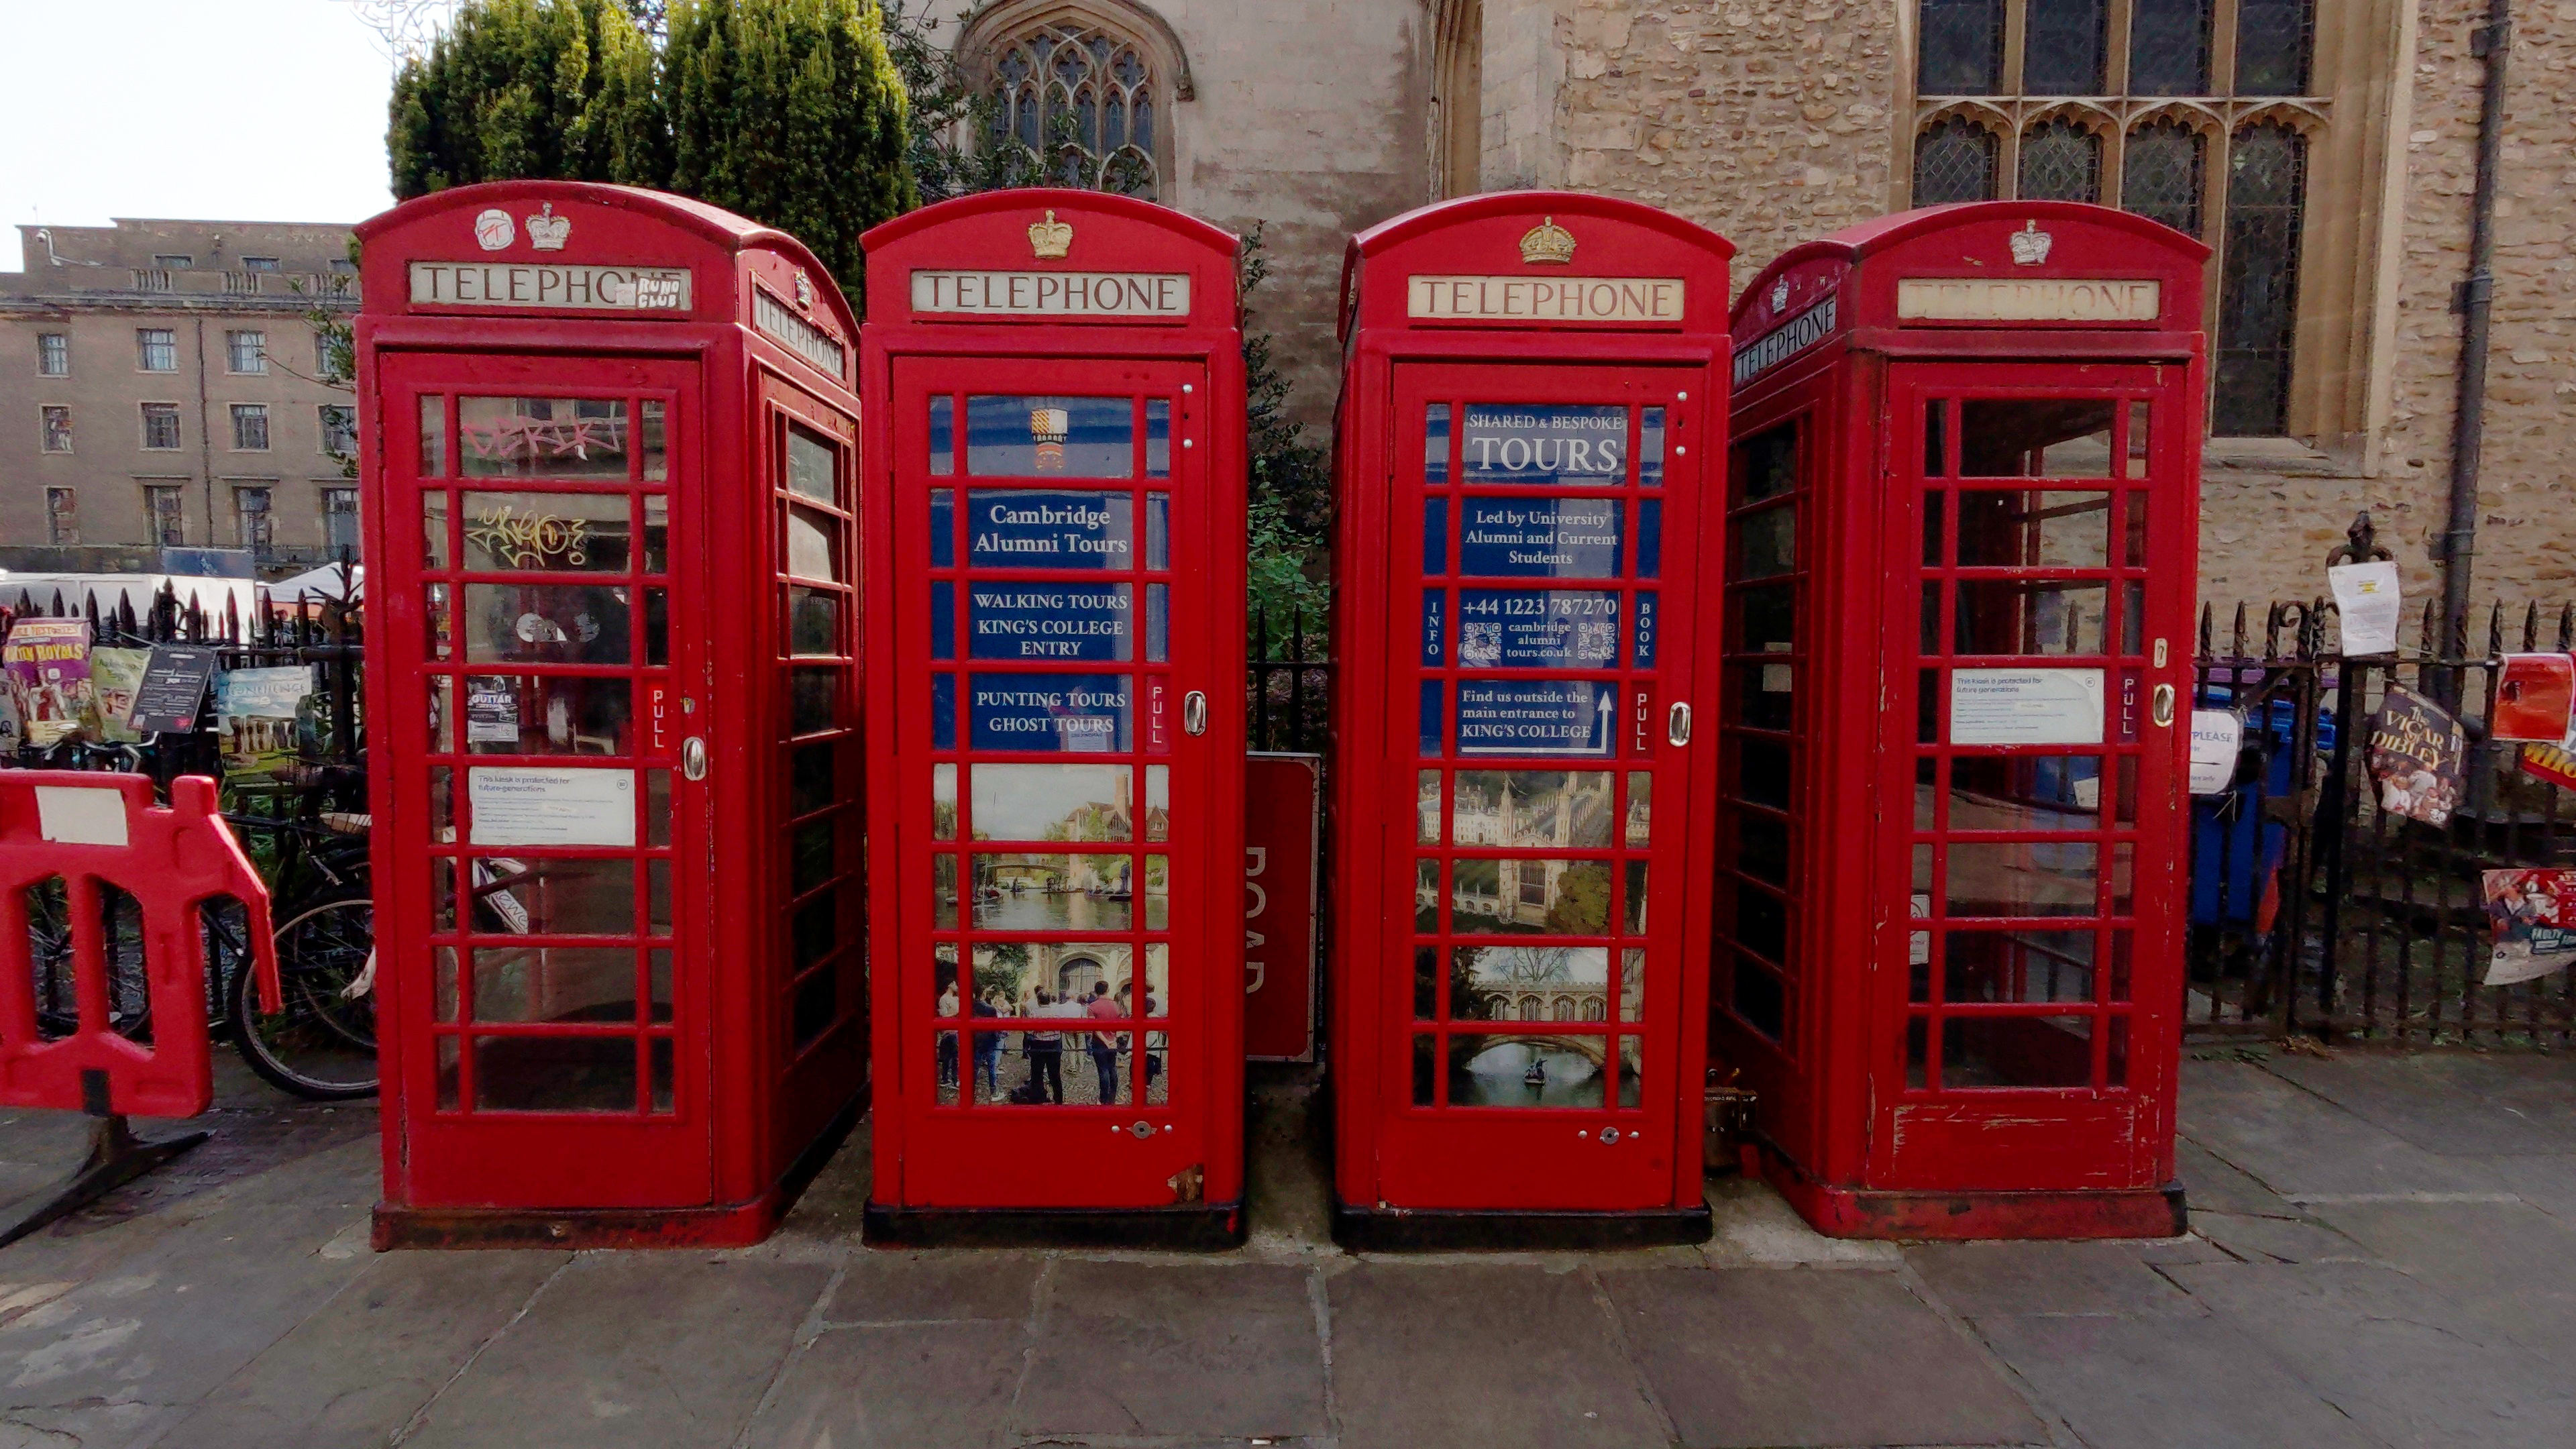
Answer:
[
  {"xmin": 1328, "ymin": 194, "xmax": 1733, "ymax": 1248},
  {"xmin": 857, "ymin": 192, "xmax": 1246, "ymax": 1246},
  {"xmin": 354, "ymin": 182, "xmax": 867, "ymax": 1247},
  {"xmin": 1721, "ymin": 202, "xmax": 2208, "ymax": 1238}
]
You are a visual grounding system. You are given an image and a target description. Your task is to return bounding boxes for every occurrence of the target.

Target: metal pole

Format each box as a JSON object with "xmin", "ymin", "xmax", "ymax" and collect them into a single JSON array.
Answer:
[{"xmin": 2438, "ymin": 0, "xmax": 2513, "ymax": 706}]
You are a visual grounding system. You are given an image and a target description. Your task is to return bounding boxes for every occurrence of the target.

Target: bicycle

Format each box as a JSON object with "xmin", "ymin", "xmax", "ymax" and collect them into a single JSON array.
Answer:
[{"xmin": 212, "ymin": 807, "xmax": 379, "ymax": 1101}]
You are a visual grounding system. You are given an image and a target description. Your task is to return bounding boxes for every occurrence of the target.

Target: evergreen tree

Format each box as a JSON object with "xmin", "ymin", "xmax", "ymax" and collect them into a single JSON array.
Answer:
[
  {"xmin": 665, "ymin": 0, "xmax": 916, "ymax": 289},
  {"xmin": 388, "ymin": 0, "xmax": 666, "ymax": 197}
]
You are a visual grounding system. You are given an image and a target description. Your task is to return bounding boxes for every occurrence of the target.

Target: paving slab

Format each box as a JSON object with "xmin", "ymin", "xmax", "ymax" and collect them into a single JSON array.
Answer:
[
  {"xmin": 820, "ymin": 1252, "xmax": 1040, "ymax": 1324},
  {"xmin": 2165, "ymin": 1258, "xmax": 2576, "ymax": 1449},
  {"xmin": 159, "ymin": 1248, "xmax": 566, "ymax": 1449},
  {"xmin": 1015, "ymin": 1259, "xmax": 1324, "ymax": 1440},
  {"xmin": 739, "ymin": 1321, "xmax": 1025, "ymax": 1449},
  {"xmin": 2263, "ymin": 1053, "xmax": 2576, "ymax": 1157},
  {"xmin": 1329, "ymin": 1261, "xmax": 1667, "ymax": 1449},
  {"xmin": 2174, "ymin": 1139, "xmax": 2300, "ymax": 1218},
  {"xmin": 0, "ymin": 1144, "xmax": 374, "ymax": 1421},
  {"xmin": 1700, "ymin": 1175, "xmax": 1902, "ymax": 1267},
  {"xmin": 1904, "ymin": 1241, "xmax": 2203, "ymax": 1318},
  {"xmin": 2299, "ymin": 1199, "xmax": 2576, "ymax": 1358},
  {"xmin": 1972, "ymin": 1311, "xmax": 2383, "ymax": 1449},
  {"xmin": 398, "ymin": 1255, "xmax": 828, "ymax": 1449},
  {"xmin": 1602, "ymin": 1266, "xmax": 2043, "ymax": 1448},
  {"xmin": 2175, "ymin": 1058, "xmax": 2482, "ymax": 1197},
  {"xmin": 2392, "ymin": 1052, "xmax": 2576, "ymax": 1140},
  {"xmin": 2461, "ymin": 1151, "xmax": 2576, "ymax": 1218},
  {"xmin": 2184, "ymin": 1210, "xmax": 2365, "ymax": 1264}
]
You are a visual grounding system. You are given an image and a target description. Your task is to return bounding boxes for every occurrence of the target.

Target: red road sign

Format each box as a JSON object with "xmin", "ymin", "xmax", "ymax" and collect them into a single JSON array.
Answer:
[{"xmin": 1245, "ymin": 753, "xmax": 1320, "ymax": 1062}]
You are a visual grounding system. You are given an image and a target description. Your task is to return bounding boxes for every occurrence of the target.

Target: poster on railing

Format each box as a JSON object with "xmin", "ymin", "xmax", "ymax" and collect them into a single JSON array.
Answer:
[
  {"xmin": 2367, "ymin": 685, "xmax": 2465, "ymax": 828},
  {"xmin": 2, "ymin": 618, "xmax": 95, "ymax": 749},
  {"xmin": 89, "ymin": 647, "xmax": 151, "ymax": 745},
  {"xmin": 2481, "ymin": 869, "xmax": 2576, "ymax": 985},
  {"xmin": 2490, "ymin": 653, "xmax": 2575, "ymax": 743},
  {"xmin": 2522, "ymin": 721, "xmax": 2576, "ymax": 794},
  {"xmin": 215, "ymin": 665, "xmax": 314, "ymax": 787}
]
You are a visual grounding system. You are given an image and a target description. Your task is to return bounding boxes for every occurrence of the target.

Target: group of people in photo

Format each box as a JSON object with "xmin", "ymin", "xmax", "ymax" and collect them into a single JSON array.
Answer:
[{"xmin": 935, "ymin": 979, "xmax": 1164, "ymax": 1106}]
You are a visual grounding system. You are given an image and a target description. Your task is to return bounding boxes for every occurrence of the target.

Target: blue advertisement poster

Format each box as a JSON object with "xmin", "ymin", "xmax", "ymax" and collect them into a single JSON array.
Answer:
[
  {"xmin": 971, "ymin": 673, "xmax": 1132, "ymax": 752},
  {"xmin": 965, "ymin": 490, "xmax": 1133, "ymax": 569},
  {"xmin": 1456, "ymin": 590, "xmax": 1622, "ymax": 669},
  {"xmin": 1461, "ymin": 405, "xmax": 1628, "ymax": 486},
  {"xmin": 1458, "ymin": 497, "xmax": 1623, "ymax": 579},
  {"xmin": 969, "ymin": 583, "xmax": 1132, "ymax": 661},
  {"xmin": 966, "ymin": 395, "xmax": 1133, "ymax": 478},
  {"xmin": 1454, "ymin": 678, "xmax": 1619, "ymax": 758}
]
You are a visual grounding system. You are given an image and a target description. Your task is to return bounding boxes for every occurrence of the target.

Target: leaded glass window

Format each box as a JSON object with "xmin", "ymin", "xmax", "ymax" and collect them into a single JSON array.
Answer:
[
  {"xmin": 2214, "ymin": 123, "xmax": 2305, "ymax": 435},
  {"xmin": 987, "ymin": 21, "xmax": 1161, "ymax": 198},
  {"xmin": 2017, "ymin": 119, "xmax": 2102, "ymax": 201},
  {"xmin": 2128, "ymin": 0, "xmax": 2212, "ymax": 95},
  {"xmin": 1919, "ymin": 0, "xmax": 2004, "ymax": 94},
  {"xmin": 2120, "ymin": 120, "xmax": 2204, "ymax": 235},
  {"xmin": 2233, "ymin": 0, "xmax": 2313, "ymax": 96},
  {"xmin": 1914, "ymin": 119, "xmax": 1999, "ymax": 205},
  {"xmin": 2021, "ymin": 0, "xmax": 2108, "ymax": 95}
]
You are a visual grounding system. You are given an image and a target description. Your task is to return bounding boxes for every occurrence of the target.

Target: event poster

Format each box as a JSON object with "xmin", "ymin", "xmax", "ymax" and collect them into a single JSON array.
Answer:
[
  {"xmin": 2489, "ymin": 653, "xmax": 2575, "ymax": 743},
  {"xmin": 2481, "ymin": 869, "xmax": 2576, "ymax": 986},
  {"xmin": 215, "ymin": 665, "xmax": 315, "ymax": 786},
  {"xmin": 88, "ymin": 647, "xmax": 152, "ymax": 745},
  {"xmin": 2, "ymin": 619, "xmax": 95, "ymax": 748},
  {"xmin": 2367, "ymin": 684, "xmax": 2465, "ymax": 827}
]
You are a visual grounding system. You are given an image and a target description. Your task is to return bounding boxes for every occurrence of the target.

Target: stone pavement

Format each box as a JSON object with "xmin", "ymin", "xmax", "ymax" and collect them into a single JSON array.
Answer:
[{"xmin": 1, "ymin": 1047, "xmax": 2573, "ymax": 1448}]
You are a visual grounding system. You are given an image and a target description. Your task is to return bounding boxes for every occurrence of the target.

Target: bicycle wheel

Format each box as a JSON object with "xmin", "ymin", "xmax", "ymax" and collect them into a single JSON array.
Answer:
[{"xmin": 230, "ymin": 891, "xmax": 379, "ymax": 1100}]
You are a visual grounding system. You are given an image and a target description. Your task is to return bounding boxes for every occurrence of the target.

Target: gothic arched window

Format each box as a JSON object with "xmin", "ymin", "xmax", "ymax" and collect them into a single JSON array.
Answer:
[{"xmin": 972, "ymin": 4, "xmax": 1184, "ymax": 201}]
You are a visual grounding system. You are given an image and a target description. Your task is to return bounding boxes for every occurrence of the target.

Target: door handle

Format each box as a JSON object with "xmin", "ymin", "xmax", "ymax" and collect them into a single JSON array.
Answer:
[
  {"xmin": 1667, "ymin": 702, "xmax": 1693, "ymax": 747},
  {"xmin": 1182, "ymin": 691, "xmax": 1209, "ymax": 737},
  {"xmin": 682, "ymin": 736, "xmax": 708, "ymax": 780},
  {"xmin": 2150, "ymin": 685, "xmax": 2176, "ymax": 729}
]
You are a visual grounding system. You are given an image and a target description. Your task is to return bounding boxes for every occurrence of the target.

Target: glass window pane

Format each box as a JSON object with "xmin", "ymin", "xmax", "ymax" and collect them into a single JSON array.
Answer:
[
  {"xmin": 1424, "ymin": 403, "xmax": 1450, "ymax": 484},
  {"xmin": 791, "ymin": 666, "xmax": 841, "ymax": 736},
  {"xmin": 1444, "ymin": 1033, "xmax": 1615, "ymax": 1107},
  {"xmin": 969, "ymin": 672, "xmax": 1130, "ymax": 751},
  {"xmin": 1950, "ymin": 755, "xmax": 2103, "ymax": 830},
  {"xmin": 965, "ymin": 490, "xmax": 1133, "ymax": 570},
  {"xmin": 1732, "ymin": 423, "xmax": 1796, "ymax": 505},
  {"xmin": 1941, "ymin": 1016, "xmax": 2092, "ymax": 1089},
  {"xmin": 641, "ymin": 401, "xmax": 665, "ymax": 482},
  {"xmin": 1954, "ymin": 580, "xmax": 2107, "ymax": 655},
  {"xmin": 469, "ymin": 945, "xmax": 637, "ymax": 1023},
  {"xmin": 462, "ymin": 583, "xmax": 630, "ymax": 664},
  {"xmin": 928, "ymin": 395, "xmax": 955, "ymax": 475},
  {"xmin": 1729, "ymin": 506, "xmax": 1795, "ymax": 580},
  {"xmin": 1917, "ymin": 0, "xmax": 2002, "ymax": 92},
  {"xmin": 2121, "ymin": 121, "xmax": 2206, "ymax": 236},
  {"xmin": 787, "ymin": 504, "xmax": 842, "ymax": 582},
  {"xmin": 1451, "ymin": 771, "xmax": 1615, "ymax": 848},
  {"xmin": 2233, "ymin": 0, "xmax": 2314, "ymax": 95},
  {"xmin": 970, "ymin": 763, "xmax": 1133, "ymax": 841},
  {"xmin": 460, "ymin": 397, "xmax": 629, "ymax": 478},
  {"xmin": 967, "ymin": 394, "xmax": 1134, "ymax": 477},
  {"xmin": 473, "ymin": 856, "xmax": 635, "ymax": 935},
  {"xmin": 422, "ymin": 492, "xmax": 450, "ymax": 569},
  {"xmin": 1624, "ymin": 772, "xmax": 1652, "ymax": 845},
  {"xmin": 1732, "ymin": 960, "xmax": 1786, "ymax": 1040},
  {"xmin": 1443, "ymin": 859, "xmax": 1613, "ymax": 936},
  {"xmin": 1959, "ymin": 399, "xmax": 2116, "ymax": 476},
  {"xmin": 930, "ymin": 489, "xmax": 955, "ymax": 568},
  {"xmin": 2215, "ymin": 123, "xmax": 2307, "ymax": 436},
  {"xmin": 2129, "ymin": 0, "xmax": 2212, "ymax": 95},
  {"xmin": 1913, "ymin": 117, "xmax": 1997, "ymax": 203},
  {"xmin": 1457, "ymin": 590, "xmax": 1623, "ymax": 668},
  {"xmin": 1947, "ymin": 841, "xmax": 2100, "ymax": 917},
  {"xmin": 460, "ymin": 674, "xmax": 631, "ymax": 755},
  {"xmin": 1638, "ymin": 407, "xmax": 1665, "ymax": 487},
  {"xmin": 1944, "ymin": 930, "xmax": 2096, "ymax": 1003},
  {"xmin": 461, "ymin": 492, "xmax": 631, "ymax": 572},
  {"xmin": 2017, "ymin": 119, "xmax": 2102, "ymax": 203},
  {"xmin": 1145, "ymin": 399, "xmax": 1170, "ymax": 478},
  {"xmin": 474, "ymin": 1034, "xmax": 637, "ymax": 1112},
  {"xmin": 791, "ymin": 586, "xmax": 840, "ymax": 657},
  {"xmin": 968, "ymin": 582, "xmax": 1134, "ymax": 661},
  {"xmin": 1423, "ymin": 498, "xmax": 1449, "ymax": 574},
  {"xmin": 418, "ymin": 396, "xmax": 446, "ymax": 476},
  {"xmin": 786, "ymin": 425, "xmax": 839, "ymax": 504},
  {"xmin": 2021, "ymin": 0, "xmax": 2107, "ymax": 95},
  {"xmin": 1953, "ymin": 491, "xmax": 2110, "ymax": 568}
]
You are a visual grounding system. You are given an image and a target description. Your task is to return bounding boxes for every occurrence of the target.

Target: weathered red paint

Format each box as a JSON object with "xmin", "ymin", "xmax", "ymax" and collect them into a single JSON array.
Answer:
[
  {"xmin": 1328, "ymin": 193, "xmax": 1734, "ymax": 1246},
  {"xmin": 857, "ymin": 191, "xmax": 1247, "ymax": 1244},
  {"xmin": 1723, "ymin": 202, "xmax": 2209, "ymax": 1239},
  {"xmin": 355, "ymin": 181, "xmax": 865, "ymax": 1249}
]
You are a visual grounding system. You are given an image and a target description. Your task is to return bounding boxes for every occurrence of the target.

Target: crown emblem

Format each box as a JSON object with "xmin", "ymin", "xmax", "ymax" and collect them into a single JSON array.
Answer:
[
  {"xmin": 793, "ymin": 270, "xmax": 814, "ymax": 309},
  {"xmin": 1029, "ymin": 407, "xmax": 1071, "ymax": 469},
  {"xmin": 1029, "ymin": 209, "xmax": 1073, "ymax": 260},
  {"xmin": 525, "ymin": 203, "xmax": 570, "ymax": 251},
  {"xmin": 2008, "ymin": 219, "xmax": 2053, "ymax": 266},
  {"xmin": 1770, "ymin": 277, "xmax": 1790, "ymax": 313},
  {"xmin": 473, "ymin": 208, "xmax": 515, "ymax": 252},
  {"xmin": 1519, "ymin": 216, "xmax": 1576, "ymax": 266}
]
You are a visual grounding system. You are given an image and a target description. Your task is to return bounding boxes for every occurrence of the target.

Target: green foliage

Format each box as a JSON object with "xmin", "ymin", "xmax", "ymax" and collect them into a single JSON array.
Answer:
[
  {"xmin": 878, "ymin": 1, "xmax": 1070, "ymax": 202},
  {"xmin": 664, "ymin": 0, "xmax": 917, "ymax": 288},
  {"xmin": 389, "ymin": 0, "xmax": 666, "ymax": 197},
  {"xmin": 1238, "ymin": 225, "xmax": 1332, "ymax": 637}
]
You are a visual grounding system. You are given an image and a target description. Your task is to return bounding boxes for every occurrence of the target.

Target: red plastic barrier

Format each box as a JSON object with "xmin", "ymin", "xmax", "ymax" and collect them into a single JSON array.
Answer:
[{"xmin": 0, "ymin": 773, "xmax": 276, "ymax": 1118}]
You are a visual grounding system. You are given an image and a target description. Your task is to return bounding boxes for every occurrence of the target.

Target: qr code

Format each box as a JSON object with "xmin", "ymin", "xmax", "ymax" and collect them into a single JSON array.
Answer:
[
  {"xmin": 1574, "ymin": 621, "xmax": 1616, "ymax": 659},
  {"xmin": 1460, "ymin": 623, "xmax": 1502, "ymax": 666}
]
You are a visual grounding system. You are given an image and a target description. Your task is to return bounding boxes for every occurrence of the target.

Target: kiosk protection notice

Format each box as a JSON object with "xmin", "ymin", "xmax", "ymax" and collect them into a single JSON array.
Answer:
[
  {"xmin": 467, "ymin": 767, "xmax": 637, "ymax": 847},
  {"xmin": 1949, "ymin": 669, "xmax": 2106, "ymax": 746}
]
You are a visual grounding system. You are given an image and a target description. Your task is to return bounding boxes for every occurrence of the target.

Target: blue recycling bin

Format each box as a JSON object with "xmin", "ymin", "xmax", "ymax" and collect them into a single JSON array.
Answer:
[{"xmin": 2189, "ymin": 690, "xmax": 2334, "ymax": 926}]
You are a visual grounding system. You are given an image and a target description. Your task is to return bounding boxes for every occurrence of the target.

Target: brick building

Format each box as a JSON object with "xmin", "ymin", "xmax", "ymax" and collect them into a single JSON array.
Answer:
[
  {"xmin": 0, "ymin": 219, "xmax": 362, "ymax": 578},
  {"xmin": 947, "ymin": 0, "xmax": 2571, "ymax": 612}
]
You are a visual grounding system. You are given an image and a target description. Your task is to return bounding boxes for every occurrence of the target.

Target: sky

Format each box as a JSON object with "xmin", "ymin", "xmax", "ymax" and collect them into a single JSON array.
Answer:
[{"xmin": 0, "ymin": 1, "xmax": 416, "ymax": 272}]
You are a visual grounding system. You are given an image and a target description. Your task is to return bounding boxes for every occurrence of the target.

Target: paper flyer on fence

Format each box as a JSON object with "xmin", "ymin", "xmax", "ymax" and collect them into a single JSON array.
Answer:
[
  {"xmin": 2189, "ymin": 710, "xmax": 2244, "ymax": 795},
  {"xmin": 89, "ymin": 647, "xmax": 151, "ymax": 745},
  {"xmin": 2367, "ymin": 685, "xmax": 2466, "ymax": 827},
  {"xmin": 215, "ymin": 665, "xmax": 314, "ymax": 787},
  {"xmin": 2328, "ymin": 559, "xmax": 2403, "ymax": 655},
  {"xmin": 2482, "ymin": 869, "xmax": 2576, "ymax": 986}
]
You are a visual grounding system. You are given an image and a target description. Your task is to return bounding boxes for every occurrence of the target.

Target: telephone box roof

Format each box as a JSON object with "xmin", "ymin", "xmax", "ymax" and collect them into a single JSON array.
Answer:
[{"xmin": 1340, "ymin": 191, "xmax": 1735, "ymax": 342}]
